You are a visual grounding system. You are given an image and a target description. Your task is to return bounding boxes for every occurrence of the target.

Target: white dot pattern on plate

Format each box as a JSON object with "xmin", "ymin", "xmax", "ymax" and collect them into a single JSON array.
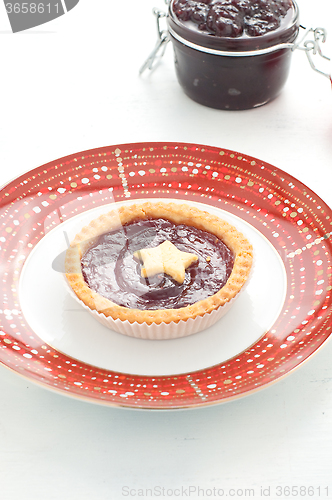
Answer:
[{"xmin": 1, "ymin": 142, "xmax": 332, "ymax": 409}]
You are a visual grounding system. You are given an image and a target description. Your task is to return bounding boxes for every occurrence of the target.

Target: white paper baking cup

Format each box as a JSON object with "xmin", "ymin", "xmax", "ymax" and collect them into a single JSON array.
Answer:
[
  {"xmin": 65, "ymin": 265, "xmax": 253, "ymax": 340},
  {"xmin": 77, "ymin": 297, "xmax": 235, "ymax": 339}
]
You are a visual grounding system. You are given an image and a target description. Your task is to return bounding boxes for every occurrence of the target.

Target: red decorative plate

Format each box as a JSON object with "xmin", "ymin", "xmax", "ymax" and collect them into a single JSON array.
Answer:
[{"xmin": 1, "ymin": 142, "xmax": 331, "ymax": 409}]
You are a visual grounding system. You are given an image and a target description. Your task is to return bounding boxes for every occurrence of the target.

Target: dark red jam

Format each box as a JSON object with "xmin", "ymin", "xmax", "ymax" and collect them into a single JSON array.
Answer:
[
  {"xmin": 81, "ymin": 218, "xmax": 234, "ymax": 310},
  {"xmin": 167, "ymin": 0, "xmax": 299, "ymax": 109},
  {"xmin": 172, "ymin": 0, "xmax": 293, "ymax": 38}
]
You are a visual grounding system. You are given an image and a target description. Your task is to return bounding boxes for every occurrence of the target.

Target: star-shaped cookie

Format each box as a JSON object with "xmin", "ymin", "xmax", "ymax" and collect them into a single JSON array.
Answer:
[{"xmin": 134, "ymin": 240, "xmax": 198, "ymax": 284}]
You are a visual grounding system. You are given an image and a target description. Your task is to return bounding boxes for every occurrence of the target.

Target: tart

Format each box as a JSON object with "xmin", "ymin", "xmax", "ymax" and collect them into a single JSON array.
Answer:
[{"xmin": 65, "ymin": 201, "xmax": 253, "ymax": 338}]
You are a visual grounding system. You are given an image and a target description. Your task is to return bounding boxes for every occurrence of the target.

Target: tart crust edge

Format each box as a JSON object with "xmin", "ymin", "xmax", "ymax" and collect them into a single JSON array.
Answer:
[{"xmin": 65, "ymin": 202, "xmax": 253, "ymax": 325}]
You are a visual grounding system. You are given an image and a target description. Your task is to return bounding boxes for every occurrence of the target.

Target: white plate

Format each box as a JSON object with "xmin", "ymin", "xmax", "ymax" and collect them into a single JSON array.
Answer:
[{"xmin": 19, "ymin": 199, "xmax": 286, "ymax": 376}]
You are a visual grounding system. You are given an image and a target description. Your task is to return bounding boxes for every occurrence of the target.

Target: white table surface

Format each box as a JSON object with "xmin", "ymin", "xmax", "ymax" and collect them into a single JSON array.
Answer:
[{"xmin": 0, "ymin": 1, "xmax": 332, "ymax": 499}]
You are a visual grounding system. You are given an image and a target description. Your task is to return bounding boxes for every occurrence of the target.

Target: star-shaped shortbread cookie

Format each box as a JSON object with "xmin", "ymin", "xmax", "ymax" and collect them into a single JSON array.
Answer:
[{"xmin": 134, "ymin": 240, "xmax": 198, "ymax": 284}]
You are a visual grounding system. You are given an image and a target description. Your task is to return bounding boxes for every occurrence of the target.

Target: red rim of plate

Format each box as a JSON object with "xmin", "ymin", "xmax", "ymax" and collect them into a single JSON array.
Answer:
[{"xmin": 1, "ymin": 142, "xmax": 332, "ymax": 409}]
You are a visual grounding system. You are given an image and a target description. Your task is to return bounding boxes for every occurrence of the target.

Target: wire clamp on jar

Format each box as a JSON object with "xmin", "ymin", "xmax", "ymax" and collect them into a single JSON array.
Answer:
[
  {"xmin": 139, "ymin": 8, "xmax": 170, "ymax": 75},
  {"xmin": 293, "ymin": 27, "xmax": 331, "ymax": 80}
]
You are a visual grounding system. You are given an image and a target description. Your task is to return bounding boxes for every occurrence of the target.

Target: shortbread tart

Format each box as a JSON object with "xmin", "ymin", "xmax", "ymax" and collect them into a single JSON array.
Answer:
[{"xmin": 65, "ymin": 201, "xmax": 253, "ymax": 338}]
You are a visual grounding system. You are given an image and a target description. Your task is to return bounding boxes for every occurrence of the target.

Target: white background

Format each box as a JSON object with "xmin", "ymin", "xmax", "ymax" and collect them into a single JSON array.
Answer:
[{"xmin": 0, "ymin": 0, "xmax": 332, "ymax": 499}]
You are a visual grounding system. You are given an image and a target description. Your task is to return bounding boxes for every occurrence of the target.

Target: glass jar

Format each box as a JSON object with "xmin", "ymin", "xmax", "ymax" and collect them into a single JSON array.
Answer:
[{"xmin": 166, "ymin": 0, "xmax": 300, "ymax": 110}]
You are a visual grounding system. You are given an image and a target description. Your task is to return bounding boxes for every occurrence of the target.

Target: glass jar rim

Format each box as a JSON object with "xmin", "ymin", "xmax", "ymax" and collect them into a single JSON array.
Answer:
[{"xmin": 167, "ymin": 0, "xmax": 300, "ymax": 53}]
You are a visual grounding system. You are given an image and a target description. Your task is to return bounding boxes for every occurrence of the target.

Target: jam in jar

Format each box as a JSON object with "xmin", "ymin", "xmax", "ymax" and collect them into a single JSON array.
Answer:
[{"xmin": 167, "ymin": 0, "xmax": 300, "ymax": 109}]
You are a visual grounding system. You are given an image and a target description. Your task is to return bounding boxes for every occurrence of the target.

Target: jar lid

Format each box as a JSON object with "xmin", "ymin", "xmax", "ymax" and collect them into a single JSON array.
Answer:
[{"xmin": 167, "ymin": 0, "xmax": 300, "ymax": 53}]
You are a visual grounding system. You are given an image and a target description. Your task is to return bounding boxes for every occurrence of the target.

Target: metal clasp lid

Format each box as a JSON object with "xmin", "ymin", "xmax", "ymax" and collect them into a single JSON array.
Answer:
[
  {"xmin": 140, "ymin": 7, "xmax": 331, "ymax": 82},
  {"xmin": 294, "ymin": 26, "xmax": 331, "ymax": 80},
  {"xmin": 139, "ymin": 8, "xmax": 170, "ymax": 75}
]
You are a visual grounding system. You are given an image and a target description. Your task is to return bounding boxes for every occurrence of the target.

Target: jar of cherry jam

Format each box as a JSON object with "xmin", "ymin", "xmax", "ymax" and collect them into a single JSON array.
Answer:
[{"xmin": 166, "ymin": 0, "xmax": 300, "ymax": 110}]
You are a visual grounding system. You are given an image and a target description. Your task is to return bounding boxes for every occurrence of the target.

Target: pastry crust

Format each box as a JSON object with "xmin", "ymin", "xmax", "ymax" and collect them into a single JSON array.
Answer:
[{"xmin": 65, "ymin": 201, "xmax": 253, "ymax": 325}]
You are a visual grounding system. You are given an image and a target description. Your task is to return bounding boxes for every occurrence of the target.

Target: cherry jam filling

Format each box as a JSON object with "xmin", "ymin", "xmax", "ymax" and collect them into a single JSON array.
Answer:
[
  {"xmin": 81, "ymin": 218, "xmax": 234, "ymax": 310},
  {"xmin": 172, "ymin": 0, "xmax": 293, "ymax": 37}
]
